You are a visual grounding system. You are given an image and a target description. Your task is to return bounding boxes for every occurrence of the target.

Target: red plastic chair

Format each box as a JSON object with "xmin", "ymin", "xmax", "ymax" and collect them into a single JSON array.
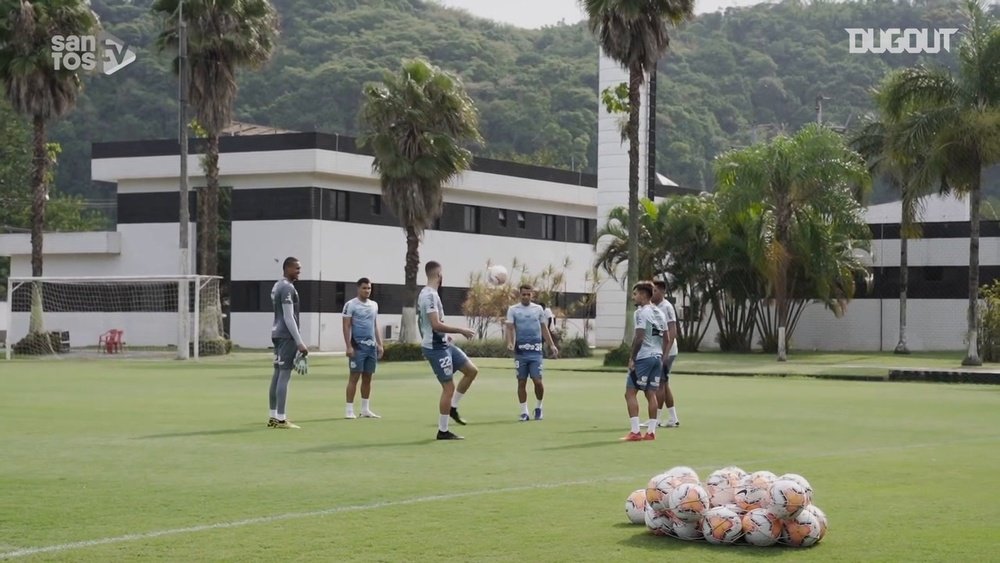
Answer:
[{"xmin": 98, "ymin": 329, "xmax": 125, "ymax": 354}]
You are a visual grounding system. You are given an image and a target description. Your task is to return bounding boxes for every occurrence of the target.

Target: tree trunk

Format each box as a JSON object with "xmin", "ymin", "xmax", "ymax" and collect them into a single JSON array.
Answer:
[
  {"xmin": 623, "ymin": 64, "xmax": 642, "ymax": 344},
  {"xmin": 29, "ymin": 115, "xmax": 47, "ymax": 335},
  {"xmin": 775, "ymin": 234, "xmax": 789, "ymax": 362},
  {"xmin": 963, "ymin": 173, "xmax": 982, "ymax": 366},
  {"xmin": 198, "ymin": 134, "xmax": 220, "ymax": 276},
  {"xmin": 895, "ymin": 227, "xmax": 909, "ymax": 354},
  {"xmin": 398, "ymin": 225, "xmax": 421, "ymax": 343}
]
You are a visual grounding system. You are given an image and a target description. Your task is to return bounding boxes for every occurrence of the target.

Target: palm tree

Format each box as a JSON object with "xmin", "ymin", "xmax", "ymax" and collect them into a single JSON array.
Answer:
[
  {"xmin": 152, "ymin": 0, "xmax": 279, "ymax": 277},
  {"xmin": 582, "ymin": 0, "xmax": 695, "ymax": 342},
  {"xmin": 359, "ymin": 58, "xmax": 482, "ymax": 343},
  {"xmin": 0, "ymin": 0, "xmax": 97, "ymax": 337},
  {"xmin": 594, "ymin": 199, "xmax": 668, "ymax": 282},
  {"xmin": 716, "ymin": 124, "xmax": 871, "ymax": 360},
  {"xmin": 880, "ymin": 0, "xmax": 1000, "ymax": 366},
  {"xmin": 851, "ymin": 102, "xmax": 932, "ymax": 355}
]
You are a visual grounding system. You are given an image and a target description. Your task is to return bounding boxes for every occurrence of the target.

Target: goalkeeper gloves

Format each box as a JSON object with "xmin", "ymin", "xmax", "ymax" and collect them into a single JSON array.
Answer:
[{"xmin": 293, "ymin": 351, "xmax": 309, "ymax": 375}]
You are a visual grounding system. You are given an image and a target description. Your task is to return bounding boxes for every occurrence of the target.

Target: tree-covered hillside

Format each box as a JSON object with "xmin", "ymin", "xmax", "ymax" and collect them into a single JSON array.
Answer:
[{"xmin": 48, "ymin": 0, "xmax": 996, "ymax": 205}]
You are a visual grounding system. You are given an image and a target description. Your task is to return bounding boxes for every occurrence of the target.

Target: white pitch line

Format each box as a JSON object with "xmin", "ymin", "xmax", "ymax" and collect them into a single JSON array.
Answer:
[{"xmin": 3, "ymin": 435, "xmax": 998, "ymax": 560}]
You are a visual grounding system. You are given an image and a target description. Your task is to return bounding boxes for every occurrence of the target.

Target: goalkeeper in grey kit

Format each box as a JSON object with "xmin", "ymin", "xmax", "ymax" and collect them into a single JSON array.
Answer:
[{"xmin": 268, "ymin": 257, "xmax": 309, "ymax": 429}]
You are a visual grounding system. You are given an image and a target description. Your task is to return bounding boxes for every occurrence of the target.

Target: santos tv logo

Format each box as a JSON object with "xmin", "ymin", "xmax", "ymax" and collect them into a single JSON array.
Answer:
[
  {"xmin": 846, "ymin": 28, "xmax": 958, "ymax": 54},
  {"xmin": 51, "ymin": 31, "xmax": 136, "ymax": 75}
]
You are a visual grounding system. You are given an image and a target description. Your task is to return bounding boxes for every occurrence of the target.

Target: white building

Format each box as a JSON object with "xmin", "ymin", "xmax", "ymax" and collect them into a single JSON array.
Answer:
[{"xmin": 1, "ymin": 132, "xmax": 602, "ymax": 352}]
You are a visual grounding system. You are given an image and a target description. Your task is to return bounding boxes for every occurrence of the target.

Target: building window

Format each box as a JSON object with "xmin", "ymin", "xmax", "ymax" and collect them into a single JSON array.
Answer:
[
  {"xmin": 463, "ymin": 205, "xmax": 480, "ymax": 233},
  {"xmin": 517, "ymin": 211, "xmax": 526, "ymax": 230},
  {"xmin": 327, "ymin": 190, "xmax": 348, "ymax": 221},
  {"xmin": 498, "ymin": 209, "xmax": 507, "ymax": 227},
  {"xmin": 334, "ymin": 282, "xmax": 346, "ymax": 311},
  {"xmin": 571, "ymin": 218, "xmax": 589, "ymax": 243},
  {"xmin": 543, "ymin": 214, "xmax": 557, "ymax": 240},
  {"xmin": 371, "ymin": 195, "xmax": 381, "ymax": 215},
  {"xmin": 924, "ymin": 267, "xmax": 944, "ymax": 282}
]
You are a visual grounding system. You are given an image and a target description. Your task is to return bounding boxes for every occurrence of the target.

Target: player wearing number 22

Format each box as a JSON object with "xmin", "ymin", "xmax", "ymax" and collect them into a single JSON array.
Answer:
[
  {"xmin": 417, "ymin": 261, "xmax": 480, "ymax": 440},
  {"xmin": 505, "ymin": 284, "xmax": 558, "ymax": 421},
  {"xmin": 622, "ymin": 281, "xmax": 669, "ymax": 442}
]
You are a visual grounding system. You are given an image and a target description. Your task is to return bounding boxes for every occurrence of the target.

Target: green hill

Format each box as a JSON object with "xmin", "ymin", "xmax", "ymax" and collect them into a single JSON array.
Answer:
[{"xmin": 49, "ymin": 0, "xmax": 995, "ymax": 205}]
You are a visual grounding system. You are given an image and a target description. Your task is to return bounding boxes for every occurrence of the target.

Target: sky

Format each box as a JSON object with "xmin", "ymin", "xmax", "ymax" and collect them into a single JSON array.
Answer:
[{"xmin": 434, "ymin": 0, "xmax": 776, "ymax": 29}]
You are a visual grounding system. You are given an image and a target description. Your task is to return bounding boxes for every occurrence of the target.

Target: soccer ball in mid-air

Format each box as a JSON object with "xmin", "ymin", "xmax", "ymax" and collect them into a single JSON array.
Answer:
[
  {"xmin": 486, "ymin": 264, "xmax": 508, "ymax": 285},
  {"xmin": 667, "ymin": 482, "xmax": 710, "ymax": 522},
  {"xmin": 625, "ymin": 489, "xmax": 647, "ymax": 524},
  {"xmin": 780, "ymin": 508, "xmax": 823, "ymax": 547},
  {"xmin": 768, "ymin": 479, "xmax": 809, "ymax": 519},
  {"xmin": 701, "ymin": 506, "xmax": 744, "ymax": 544},
  {"xmin": 742, "ymin": 507, "xmax": 783, "ymax": 546}
]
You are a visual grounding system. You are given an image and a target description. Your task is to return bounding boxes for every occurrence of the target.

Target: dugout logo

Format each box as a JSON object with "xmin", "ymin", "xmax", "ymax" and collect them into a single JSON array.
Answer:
[
  {"xmin": 846, "ymin": 28, "xmax": 958, "ymax": 54},
  {"xmin": 51, "ymin": 31, "xmax": 136, "ymax": 76}
]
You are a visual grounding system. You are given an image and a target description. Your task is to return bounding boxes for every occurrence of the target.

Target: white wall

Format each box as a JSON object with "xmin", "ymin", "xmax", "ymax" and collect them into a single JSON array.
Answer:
[
  {"xmin": 6, "ymin": 312, "xmax": 180, "ymax": 350},
  {"xmin": 0, "ymin": 300, "xmax": 7, "ymax": 333}
]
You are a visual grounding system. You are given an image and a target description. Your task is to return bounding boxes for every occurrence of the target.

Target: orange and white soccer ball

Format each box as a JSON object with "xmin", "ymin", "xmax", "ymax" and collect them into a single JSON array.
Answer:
[
  {"xmin": 701, "ymin": 506, "xmax": 744, "ymax": 544},
  {"xmin": 644, "ymin": 505, "xmax": 672, "ymax": 536},
  {"xmin": 781, "ymin": 508, "xmax": 823, "ymax": 547},
  {"xmin": 802, "ymin": 504, "xmax": 828, "ymax": 541},
  {"xmin": 664, "ymin": 465, "xmax": 700, "ymax": 486},
  {"xmin": 626, "ymin": 489, "xmax": 647, "ymax": 524},
  {"xmin": 670, "ymin": 516, "xmax": 704, "ymax": 540},
  {"xmin": 667, "ymin": 482, "xmax": 710, "ymax": 522},
  {"xmin": 779, "ymin": 473, "xmax": 814, "ymax": 504},
  {"xmin": 735, "ymin": 471, "xmax": 776, "ymax": 511},
  {"xmin": 742, "ymin": 507, "xmax": 783, "ymax": 546},
  {"xmin": 646, "ymin": 474, "xmax": 677, "ymax": 513},
  {"xmin": 768, "ymin": 479, "xmax": 809, "ymax": 519},
  {"xmin": 486, "ymin": 264, "xmax": 508, "ymax": 285},
  {"xmin": 705, "ymin": 467, "xmax": 745, "ymax": 507}
]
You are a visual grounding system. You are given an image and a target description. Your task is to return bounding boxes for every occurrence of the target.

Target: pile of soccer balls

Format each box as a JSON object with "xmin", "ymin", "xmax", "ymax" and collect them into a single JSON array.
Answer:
[{"xmin": 624, "ymin": 466, "xmax": 827, "ymax": 547}]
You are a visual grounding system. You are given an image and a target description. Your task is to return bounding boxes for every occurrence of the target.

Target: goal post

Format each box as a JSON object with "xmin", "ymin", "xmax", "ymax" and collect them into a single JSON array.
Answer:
[{"xmin": 3, "ymin": 275, "xmax": 225, "ymax": 360}]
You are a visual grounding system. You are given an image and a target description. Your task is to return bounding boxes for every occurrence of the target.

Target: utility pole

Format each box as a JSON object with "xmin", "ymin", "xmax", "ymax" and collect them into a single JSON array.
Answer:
[
  {"xmin": 178, "ymin": 0, "xmax": 191, "ymax": 359},
  {"xmin": 815, "ymin": 94, "xmax": 830, "ymax": 125}
]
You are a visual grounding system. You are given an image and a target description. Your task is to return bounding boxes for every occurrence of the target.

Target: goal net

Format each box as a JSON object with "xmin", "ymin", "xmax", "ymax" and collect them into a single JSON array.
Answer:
[{"xmin": 3, "ymin": 276, "xmax": 225, "ymax": 360}]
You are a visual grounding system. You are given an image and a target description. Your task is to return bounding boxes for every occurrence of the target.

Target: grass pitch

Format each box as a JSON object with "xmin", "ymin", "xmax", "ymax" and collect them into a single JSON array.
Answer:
[{"xmin": 1, "ymin": 354, "xmax": 998, "ymax": 561}]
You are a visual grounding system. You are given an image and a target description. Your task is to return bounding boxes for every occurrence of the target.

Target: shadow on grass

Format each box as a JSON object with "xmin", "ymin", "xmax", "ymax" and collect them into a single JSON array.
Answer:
[
  {"xmin": 296, "ymin": 439, "xmax": 437, "ymax": 453},
  {"xmin": 135, "ymin": 426, "xmax": 265, "ymax": 439},
  {"xmin": 538, "ymin": 439, "xmax": 628, "ymax": 451},
  {"xmin": 617, "ymin": 529, "xmax": 792, "ymax": 557}
]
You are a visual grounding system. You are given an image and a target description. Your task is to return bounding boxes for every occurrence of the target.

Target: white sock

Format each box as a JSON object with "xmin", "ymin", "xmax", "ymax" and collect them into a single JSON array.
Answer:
[
  {"xmin": 269, "ymin": 409, "xmax": 277, "ymax": 419},
  {"xmin": 656, "ymin": 408, "xmax": 663, "ymax": 420},
  {"xmin": 629, "ymin": 417, "xmax": 640, "ymax": 434},
  {"xmin": 520, "ymin": 402, "xmax": 529, "ymax": 415},
  {"xmin": 345, "ymin": 403, "xmax": 354, "ymax": 413},
  {"xmin": 647, "ymin": 420, "xmax": 657, "ymax": 434},
  {"xmin": 668, "ymin": 407, "xmax": 678, "ymax": 421},
  {"xmin": 451, "ymin": 391, "xmax": 465, "ymax": 408},
  {"xmin": 536, "ymin": 400, "xmax": 543, "ymax": 410},
  {"xmin": 438, "ymin": 414, "xmax": 449, "ymax": 432},
  {"xmin": 361, "ymin": 399, "xmax": 370, "ymax": 412},
  {"xmin": 277, "ymin": 413, "xmax": 286, "ymax": 421}
]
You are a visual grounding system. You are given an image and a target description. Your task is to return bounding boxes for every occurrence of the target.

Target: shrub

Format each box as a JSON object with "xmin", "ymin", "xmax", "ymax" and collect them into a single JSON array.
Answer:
[
  {"xmin": 603, "ymin": 342, "xmax": 631, "ymax": 366},
  {"xmin": 381, "ymin": 342, "xmax": 424, "ymax": 362},
  {"xmin": 460, "ymin": 339, "xmax": 510, "ymax": 358},
  {"xmin": 12, "ymin": 331, "xmax": 62, "ymax": 355},
  {"xmin": 560, "ymin": 336, "xmax": 592, "ymax": 358},
  {"xmin": 978, "ymin": 280, "xmax": 1000, "ymax": 362}
]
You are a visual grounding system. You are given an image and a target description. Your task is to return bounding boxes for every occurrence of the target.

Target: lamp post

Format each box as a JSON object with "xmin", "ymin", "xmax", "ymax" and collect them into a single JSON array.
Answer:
[
  {"xmin": 178, "ymin": 0, "xmax": 191, "ymax": 359},
  {"xmin": 815, "ymin": 94, "xmax": 831, "ymax": 125}
]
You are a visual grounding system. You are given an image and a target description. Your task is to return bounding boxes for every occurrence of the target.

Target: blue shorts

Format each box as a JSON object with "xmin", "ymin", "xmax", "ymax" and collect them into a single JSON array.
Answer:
[
  {"xmin": 662, "ymin": 355, "xmax": 676, "ymax": 382},
  {"xmin": 349, "ymin": 345, "xmax": 377, "ymax": 374},
  {"xmin": 627, "ymin": 356, "xmax": 662, "ymax": 391},
  {"xmin": 515, "ymin": 354, "xmax": 543, "ymax": 380},
  {"xmin": 422, "ymin": 345, "xmax": 470, "ymax": 383}
]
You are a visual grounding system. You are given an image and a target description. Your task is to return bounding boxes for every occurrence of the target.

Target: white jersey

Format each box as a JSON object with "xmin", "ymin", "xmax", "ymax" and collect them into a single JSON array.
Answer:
[
  {"xmin": 633, "ymin": 304, "xmax": 667, "ymax": 360},
  {"xmin": 417, "ymin": 286, "xmax": 449, "ymax": 350},
  {"xmin": 654, "ymin": 299, "xmax": 679, "ymax": 357}
]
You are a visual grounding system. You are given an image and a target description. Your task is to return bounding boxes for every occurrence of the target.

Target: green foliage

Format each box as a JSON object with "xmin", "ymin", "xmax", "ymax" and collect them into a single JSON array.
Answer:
[
  {"xmin": 380, "ymin": 342, "xmax": 424, "ymax": 362},
  {"xmin": 978, "ymin": 280, "xmax": 1000, "ymax": 362},
  {"xmin": 197, "ymin": 339, "xmax": 232, "ymax": 357},
  {"xmin": 11, "ymin": 331, "xmax": 62, "ymax": 355},
  {"xmin": 602, "ymin": 342, "xmax": 631, "ymax": 366},
  {"xmin": 560, "ymin": 336, "xmax": 593, "ymax": 358},
  {"xmin": 459, "ymin": 339, "xmax": 509, "ymax": 358}
]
